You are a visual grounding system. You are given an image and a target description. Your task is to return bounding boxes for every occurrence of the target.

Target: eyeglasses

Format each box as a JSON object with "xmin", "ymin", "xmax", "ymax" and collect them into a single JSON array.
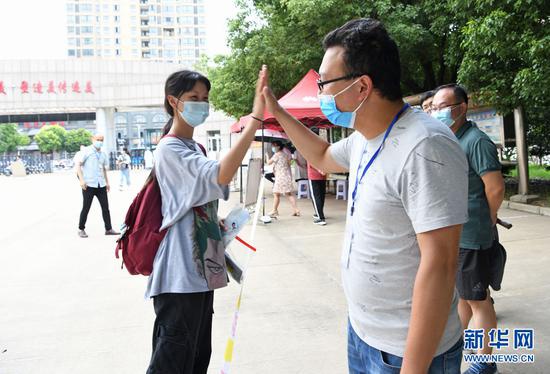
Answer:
[
  {"xmin": 431, "ymin": 102, "xmax": 464, "ymax": 111},
  {"xmin": 316, "ymin": 73, "xmax": 364, "ymax": 92}
]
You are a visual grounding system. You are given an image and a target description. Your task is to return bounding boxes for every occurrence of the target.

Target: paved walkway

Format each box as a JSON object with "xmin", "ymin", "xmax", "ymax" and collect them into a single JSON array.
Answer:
[{"xmin": 0, "ymin": 170, "xmax": 548, "ymax": 373}]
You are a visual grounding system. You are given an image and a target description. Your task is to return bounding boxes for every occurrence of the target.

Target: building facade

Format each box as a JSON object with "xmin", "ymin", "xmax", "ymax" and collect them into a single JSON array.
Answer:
[{"xmin": 66, "ymin": 0, "xmax": 206, "ymax": 66}]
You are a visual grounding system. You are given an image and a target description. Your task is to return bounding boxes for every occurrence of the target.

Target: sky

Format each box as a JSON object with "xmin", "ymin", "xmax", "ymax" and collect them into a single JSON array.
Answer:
[{"xmin": 0, "ymin": 0, "xmax": 238, "ymax": 60}]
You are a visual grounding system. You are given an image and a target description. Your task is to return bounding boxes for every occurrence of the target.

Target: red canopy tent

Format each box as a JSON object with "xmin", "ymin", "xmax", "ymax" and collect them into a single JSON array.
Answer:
[{"xmin": 230, "ymin": 69, "xmax": 332, "ymax": 133}]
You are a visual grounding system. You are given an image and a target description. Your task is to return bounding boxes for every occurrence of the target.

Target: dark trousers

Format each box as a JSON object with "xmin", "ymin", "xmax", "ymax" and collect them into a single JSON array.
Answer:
[
  {"xmin": 78, "ymin": 186, "xmax": 112, "ymax": 230},
  {"xmin": 147, "ymin": 292, "xmax": 214, "ymax": 374},
  {"xmin": 309, "ymin": 179, "xmax": 326, "ymax": 220}
]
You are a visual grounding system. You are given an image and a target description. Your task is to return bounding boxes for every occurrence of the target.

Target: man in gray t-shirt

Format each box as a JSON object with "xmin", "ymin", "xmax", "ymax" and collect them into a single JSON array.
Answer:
[{"xmin": 262, "ymin": 18, "xmax": 468, "ymax": 373}]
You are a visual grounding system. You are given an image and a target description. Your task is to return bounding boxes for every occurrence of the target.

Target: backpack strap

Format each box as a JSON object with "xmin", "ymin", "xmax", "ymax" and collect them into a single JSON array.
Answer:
[{"xmin": 164, "ymin": 134, "xmax": 207, "ymax": 156}]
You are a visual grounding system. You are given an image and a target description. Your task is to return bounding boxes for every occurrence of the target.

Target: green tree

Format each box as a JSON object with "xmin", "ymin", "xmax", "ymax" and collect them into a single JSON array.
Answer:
[
  {"xmin": 205, "ymin": 0, "xmax": 470, "ymax": 118},
  {"xmin": 34, "ymin": 125, "xmax": 67, "ymax": 153},
  {"xmin": 65, "ymin": 128, "xmax": 92, "ymax": 153},
  {"xmin": 457, "ymin": 0, "xmax": 550, "ymax": 161},
  {"xmin": 0, "ymin": 124, "xmax": 30, "ymax": 153}
]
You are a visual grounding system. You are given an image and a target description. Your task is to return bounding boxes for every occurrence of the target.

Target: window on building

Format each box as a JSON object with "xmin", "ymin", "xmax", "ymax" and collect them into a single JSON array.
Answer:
[
  {"xmin": 103, "ymin": 49, "xmax": 112, "ymax": 56},
  {"xmin": 83, "ymin": 38, "xmax": 93, "ymax": 45},
  {"xmin": 68, "ymin": 38, "xmax": 76, "ymax": 46},
  {"xmin": 80, "ymin": 4, "xmax": 92, "ymax": 12},
  {"xmin": 103, "ymin": 26, "xmax": 110, "ymax": 33},
  {"xmin": 81, "ymin": 26, "xmax": 93, "ymax": 34},
  {"xmin": 181, "ymin": 49, "xmax": 194, "ymax": 57},
  {"xmin": 67, "ymin": 26, "xmax": 75, "ymax": 33},
  {"xmin": 68, "ymin": 49, "xmax": 76, "ymax": 56},
  {"xmin": 82, "ymin": 49, "xmax": 94, "ymax": 56},
  {"xmin": 207, "ymin": 131, "xmax": 221, "ymax": 152},
  {"xmin": 66, "ymin": 4, "xmax": 75, "ymax": 12},
  {"xmin": 162, "ymin": 5, "xmax": 174, "ymax": 12},
  {"xmin": 198, "ymin": 17, "xmax": 205, "ymax": 25},
  {"xmin": 67, "ymin": 15, "xmax": 76, "ymax": 24},
  {"xmin": 181, "ymin": 38, "xmax": 194, "ymax": 46},
  {"xmin": 177, "ymin": 5, "xmax": 194, "ymax": 13},
  {"xmin": 103, "ymin": 16, "xmax": 109, "ymax": 22},
  {"xmin": 114, "ymin": 4, "xmax": 119, "ymax": 11}
]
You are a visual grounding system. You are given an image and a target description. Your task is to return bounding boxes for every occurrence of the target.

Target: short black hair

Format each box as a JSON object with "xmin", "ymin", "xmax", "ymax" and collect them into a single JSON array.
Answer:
[
  {"xmin": 323, "ymin": 18, "xmax": 402, "ymax": 101},
  {"xmin": 420, "ymin": 90, "xmax": 435, "ymax": 106},
  {"xmin": 271, "ymin": 140, "xmax": 284, "ymax": 148},
  {"xmin": 435, "ymin": 83, "xmax": 468, "ymax": 105}
]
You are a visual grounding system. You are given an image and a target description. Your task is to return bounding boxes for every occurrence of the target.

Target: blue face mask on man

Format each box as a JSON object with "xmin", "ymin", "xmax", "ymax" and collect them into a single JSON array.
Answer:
[
  {"xmin": 318, "ymin": 79, "xmax": 368, "ymax": 129},
  {"xmin": 93, "ymin": 140, "xmax": 103, "ymax": 149},
  {"xmin": 431, "ymin": 104, "xmax": 465, "ymax": 128},
  {"xmin": 431, "ymin": 108, "xmax": 454, "ymax": 127},
  {"xmin": 178, "ymin": 101, "xmax": 210, "ymax": 127}
]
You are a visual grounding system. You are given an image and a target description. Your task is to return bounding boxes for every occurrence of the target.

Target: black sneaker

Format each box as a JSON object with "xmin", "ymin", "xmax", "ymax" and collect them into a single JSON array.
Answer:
[
  {"xmin": 312, "ymin": 213, "xmax": 319, "ymax": 219},
  {"xmin": 105, "ymin": 229, "xmax": 120, "ymax": 236},
  {"xmin": 313, "ymin": 218, "xmax": 327, "ymax": 226}
]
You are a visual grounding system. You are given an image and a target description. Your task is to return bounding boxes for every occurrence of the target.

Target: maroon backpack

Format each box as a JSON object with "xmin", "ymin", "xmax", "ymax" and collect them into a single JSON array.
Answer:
[
  {"xmin": 115, "ymin": 137, "xmax": 207, "ymax": 275},
  {"xmin": 115, "ymin": 176, "xmax": 166, "ymax": 275}
]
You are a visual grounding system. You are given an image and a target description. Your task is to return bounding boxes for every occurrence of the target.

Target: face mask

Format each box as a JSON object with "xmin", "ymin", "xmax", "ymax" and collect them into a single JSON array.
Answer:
[
  {"xmin": 178, "ymin": 101, "xmax": 210, "ymax": 127},
  {"xmin": 94, "ymin": 141, "xmax": 103, "ymax": 149},
  {"xmin": 271, "ymin": 147, "xmax": 278, "ymax": 153},
  {"xmin": 431, "ymin": 105, "xmax": 467, "ymax": 128},
  {"xmin": 318, "ymin": 79, "xmax": 368, "ymax": 129}
]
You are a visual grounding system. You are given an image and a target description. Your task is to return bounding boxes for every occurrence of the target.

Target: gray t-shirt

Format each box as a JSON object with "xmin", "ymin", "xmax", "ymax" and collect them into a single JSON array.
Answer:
[
  {"xmin": 331, "ymin": 108, "xmax": 468, "ymax": 357},
  {"xmin": 145, "ymin": 136, "xmax": 229, "ymax": 298}
]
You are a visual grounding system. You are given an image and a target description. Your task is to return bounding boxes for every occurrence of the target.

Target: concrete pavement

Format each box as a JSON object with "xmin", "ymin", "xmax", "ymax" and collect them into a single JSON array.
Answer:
[{"xmin": 0, "ymin": 170, "xmax": 548, "ymax": 373}]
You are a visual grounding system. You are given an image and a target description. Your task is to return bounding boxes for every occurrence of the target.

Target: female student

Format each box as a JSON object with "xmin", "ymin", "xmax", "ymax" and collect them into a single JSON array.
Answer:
[{"xmin": 146, "ymin": 66, "xmax": 268, "ymax": 374}]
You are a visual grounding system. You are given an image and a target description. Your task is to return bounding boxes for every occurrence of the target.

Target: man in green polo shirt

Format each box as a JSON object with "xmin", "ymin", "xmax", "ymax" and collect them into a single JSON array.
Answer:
[{"xmin": 432, "ymin": 84, "xmax": 505, "ymax": 374}]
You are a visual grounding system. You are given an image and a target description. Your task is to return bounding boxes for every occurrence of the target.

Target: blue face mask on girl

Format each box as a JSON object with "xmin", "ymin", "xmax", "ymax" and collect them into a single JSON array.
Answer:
[
  {"xmin": 318, "ymin": 79, "xmax": 368, "ymax": 129},
  {"xmin": 178, "ymin": 101, "xmax": 210, "ymax": 127}
]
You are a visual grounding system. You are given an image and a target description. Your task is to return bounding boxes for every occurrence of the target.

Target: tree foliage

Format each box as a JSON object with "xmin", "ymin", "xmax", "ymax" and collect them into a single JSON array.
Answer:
[
  {"xmin": 34, "ymin": 125, "xmax": 67, "ymax": 153},
  {"xmin": 65, "ymin": 128, "xmax": 92, "ymax": 153},
  {"xmin": 205, "ymin": 0, "xmax": 470, "ymax": 118},
  {"xmin": 0, "ymin": 124, "xmax": 30, "ymax": 153},
  {"xmin": 206, "ymin": 0, "xmax": 549, "ymax": 158},
  {"xmin": 457, "ymin": 0, "xmax": 550, "ymax": 161}
]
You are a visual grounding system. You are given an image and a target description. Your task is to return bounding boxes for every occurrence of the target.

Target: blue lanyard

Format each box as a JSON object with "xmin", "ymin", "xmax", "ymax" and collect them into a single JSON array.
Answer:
[{"xmin": 350, "ymin": 103, "xmax": 410, "ymax": 216}]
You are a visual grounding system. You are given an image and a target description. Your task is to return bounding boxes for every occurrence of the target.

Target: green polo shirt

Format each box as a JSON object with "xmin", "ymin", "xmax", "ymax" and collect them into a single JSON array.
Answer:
[{"xmin": 455, "ymin": 121, "xmax": 501, "ymax": 249}]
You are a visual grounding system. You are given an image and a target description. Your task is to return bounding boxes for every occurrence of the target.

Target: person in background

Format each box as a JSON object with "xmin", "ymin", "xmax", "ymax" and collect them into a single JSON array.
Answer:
[
  {"xmin": 293, "ymin": 148, "xmax": 308, "ymax": 182},
  {"xmin": 144, "ymin": 148, "xmax": 154, "ymax": 169},
  {"xmin": 267, "ymin": 140, "xmax": 300, "ymax": 217},
  {"xmin": 308, "ymin": 161, "xmax": 327, "ymax": 226},
  {"xmin": 117, "ymin": 147, "xmax": 131, "ymax": 190},
  {"xmin": 432, "ymin": 83, "xmax": 505, "ymax": 374},
  {"xmin": 420, "ymin": 90, "xmax": 435, "ymax": 114},
  {"xmin": 76, "ymin": 133, "xmax": 119, "ymax": 238}
]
